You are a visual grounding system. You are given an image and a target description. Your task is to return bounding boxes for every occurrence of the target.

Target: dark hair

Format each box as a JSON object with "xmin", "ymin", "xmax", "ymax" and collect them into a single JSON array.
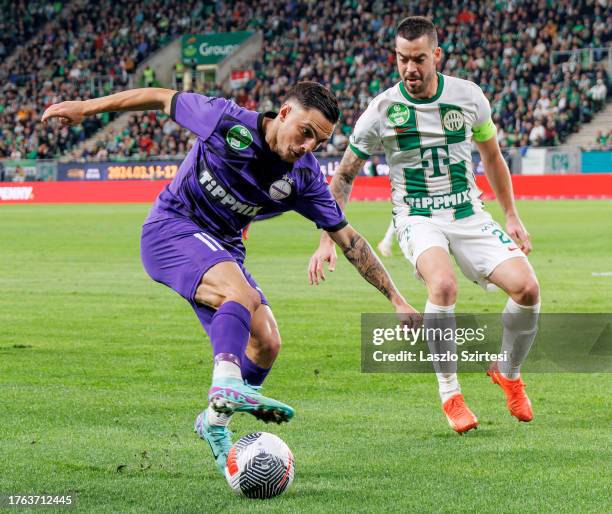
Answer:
[
  {"xmin": 396, "ymin": 16, "xmax": 438, "ymax": 48},
  {"xmin": 284, "ymin": 81, "xmax": 340, "ymax": 123}
]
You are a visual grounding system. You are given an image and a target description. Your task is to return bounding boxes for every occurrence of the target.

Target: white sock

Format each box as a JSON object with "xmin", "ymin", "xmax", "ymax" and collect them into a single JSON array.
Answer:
[
  {"xmin": 499, "ymin": 297, "xmax": 540, "ymax": 380},
  {"xmin": 207, "ymin": 405, "xmax": 232, "ymax": 427},
  {"xmin": 382, "ymin": 219, "xmax": 395, "ymax": 246},
  {"xmin": 208, "ymin": 356, "xmax": 240, "ymax": 427},
  {"xmin": 437, "ymin": 374, "xmax": 461, "ymax": 403},
  {"xmin": 425, "ymin": 300, "xmax": 460, "ymax": 403},
  {"xmin": 212, "ymin": 358, "xmax": 242, "ymax": 381}
]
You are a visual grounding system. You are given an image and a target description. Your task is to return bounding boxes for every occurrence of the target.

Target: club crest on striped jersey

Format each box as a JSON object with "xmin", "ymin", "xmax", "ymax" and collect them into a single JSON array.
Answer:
[
  {"xmin": 269, "ymin": 174, "xmax": 294, "ymax": 200},
  {"xmin": 226, "ymin": 124, "xmax": 253, "ymax": 150},
  {"xmin": 443, "ymin": 109, "xmax": 464, "ymax": 132},
  {"xmin": 386, "ymin": 103, "xmax": 411, "ymax": 126}
]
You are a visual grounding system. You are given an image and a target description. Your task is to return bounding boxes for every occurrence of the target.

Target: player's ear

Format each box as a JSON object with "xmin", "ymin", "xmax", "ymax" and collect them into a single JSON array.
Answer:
[
  {"xmin": 433, "ymin": 46, "xmax": 442, "ymax": 64},
  {"xmin": 278, "ymin": 103, "xmax": 291, "ymax": 121}
]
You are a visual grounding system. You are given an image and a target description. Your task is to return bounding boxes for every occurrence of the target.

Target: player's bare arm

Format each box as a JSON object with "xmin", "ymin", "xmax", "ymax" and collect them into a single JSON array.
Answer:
[
  {"xmin": 476, "ymin": 136, "xmax": 532, "ymax": 255},
  {"xmin": 308, "ymin": 147, "xmax": 365, "ymax": 280},
  {"xmin": 41, "ymin": 88, "xmax": 177, "ymax": 126},
  {"xmin": 319, "ymin": 223, "xmax": 420, "ymax": 321},
  {"xmin": 329, "ymin": 147, "xmax": 365, "ymax": 210},
  {"xmin": 328, "ymin": 225, "xmax": 397, "ymax": 300}
]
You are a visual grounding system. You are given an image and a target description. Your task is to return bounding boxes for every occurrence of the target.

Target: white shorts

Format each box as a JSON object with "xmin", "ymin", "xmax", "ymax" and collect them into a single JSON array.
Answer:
[{"xmin": 396, "ymin": 211, "xmax": 527, "ymax": 290}]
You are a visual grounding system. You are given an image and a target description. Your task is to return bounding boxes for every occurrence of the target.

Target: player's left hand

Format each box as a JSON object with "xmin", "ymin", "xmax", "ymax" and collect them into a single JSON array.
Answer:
[
  {"xmin": 506, "ymin": 213, "xmax": 532, "ymax": 255},
  {"xmin": 394, "ymin": 301, "xmax": 423, "ymax": 329},
  {"xmin": 308, "ymin": 241, "xmax": 337, "ymax": 285}
]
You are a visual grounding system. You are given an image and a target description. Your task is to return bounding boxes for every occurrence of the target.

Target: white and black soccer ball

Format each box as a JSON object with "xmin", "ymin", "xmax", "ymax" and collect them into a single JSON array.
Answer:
[{"xmin": 225, "ymin": 432, "xmax": 295, "ymax": 499}]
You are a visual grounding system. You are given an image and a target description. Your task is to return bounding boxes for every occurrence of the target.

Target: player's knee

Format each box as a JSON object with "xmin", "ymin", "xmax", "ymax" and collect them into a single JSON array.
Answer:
[
  {"xmin": 428, "ymin": 276, "xmax": 457, "ymax": 304},
  {"xmin": 224, "ymin": 286, "xmax": 261, "ymax": 315},
  {"xmin": 247, "ymin": 331, "xmax": 281, "ymax": 369},
  {"xmin": 514, "ymin": 277, "xmax": 540, "ymax": 306},
  {"xmin": 267, "ymin": 332, "xmax": 281, "ymax": 357},
  {"xmin": 257, "ymin": 332, "xmax": 281, "ymax": 361}
]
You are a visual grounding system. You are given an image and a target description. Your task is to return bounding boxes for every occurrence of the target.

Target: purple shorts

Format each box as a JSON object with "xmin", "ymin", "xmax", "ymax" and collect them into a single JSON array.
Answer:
[{"xmin": 140, "ymin": 216, "xmax": 268, "ymax": 334}]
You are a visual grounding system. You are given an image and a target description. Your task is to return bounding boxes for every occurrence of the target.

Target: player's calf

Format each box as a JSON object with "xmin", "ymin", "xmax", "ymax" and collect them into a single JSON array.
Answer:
[
  {"xmin": 239, "ymin": 304, "xmax": 281, "ymax": 388},
  {"xmin": 246, "ymin": 305, "xmax": 282, "ymax": 370}
]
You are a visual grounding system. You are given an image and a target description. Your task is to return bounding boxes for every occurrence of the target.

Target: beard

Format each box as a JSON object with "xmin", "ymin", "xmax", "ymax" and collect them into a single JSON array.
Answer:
[{"xmin": 404, "ymin": 69, "xmax": 435, "ymax": 96}]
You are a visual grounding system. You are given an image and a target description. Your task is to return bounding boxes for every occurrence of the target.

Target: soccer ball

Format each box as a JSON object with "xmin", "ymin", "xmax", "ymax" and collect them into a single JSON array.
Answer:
[{"xmin": 225, "ymin": 432, "xmax": 295, "ymax": 499}]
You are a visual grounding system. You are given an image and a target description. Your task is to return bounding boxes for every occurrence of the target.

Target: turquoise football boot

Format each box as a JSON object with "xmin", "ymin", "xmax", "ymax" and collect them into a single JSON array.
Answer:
[
  {"xmin": 208, "ymin": 377, "xmax": 295, "ymax": 424},
  {"xmin": 194, "ymin": 410, "xmax": 233, "ymax": 475}
]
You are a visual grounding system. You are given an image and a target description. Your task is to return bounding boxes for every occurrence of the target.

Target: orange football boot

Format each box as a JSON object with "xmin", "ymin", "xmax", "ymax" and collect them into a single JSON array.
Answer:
[
  {"xmin": 487, "ymin": 364, "xmax": 533, "ymax": 422},
  {"xmin": 442, "ymin": 394, "xmax": 479, "ymax": 434}
]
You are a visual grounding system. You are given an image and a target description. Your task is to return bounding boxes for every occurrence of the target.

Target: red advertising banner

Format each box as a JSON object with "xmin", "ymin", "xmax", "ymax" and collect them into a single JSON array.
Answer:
[
  {"xmin": 0, "ymin": 181, "xmax": 168, "ymax": 203},
  {"xmin": 1, "ymin": 175, "xmax": 611, "ymax": 204},
  {"xmin": 475, "ymin": 174, "xmax": 612, "ymax": 200}
]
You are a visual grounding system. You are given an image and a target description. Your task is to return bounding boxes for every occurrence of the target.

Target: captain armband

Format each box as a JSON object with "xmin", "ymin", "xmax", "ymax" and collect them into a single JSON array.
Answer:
[{"xmin": 472, "ymin": 118, "xmax": 497, "ymax": 142}]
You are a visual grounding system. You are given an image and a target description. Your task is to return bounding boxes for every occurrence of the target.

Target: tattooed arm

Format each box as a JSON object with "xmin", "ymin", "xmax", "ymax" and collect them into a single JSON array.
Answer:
[
  {"xmin": 327, "ymin": 224, "xmax": 419, "ymax": 318},
  {"xmin": 324, "ymin": 148, "xmax": 364, "ymax": 231},
  {"xmin": 329, "ymin": 224, "xmax": 398, "ymax": 301}
]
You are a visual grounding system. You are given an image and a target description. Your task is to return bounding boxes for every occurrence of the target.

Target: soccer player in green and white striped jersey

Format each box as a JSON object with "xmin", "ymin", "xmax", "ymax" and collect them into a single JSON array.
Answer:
[{"xmin": 309, "ymin": 16, "xmax": 540, "ymax": 434}]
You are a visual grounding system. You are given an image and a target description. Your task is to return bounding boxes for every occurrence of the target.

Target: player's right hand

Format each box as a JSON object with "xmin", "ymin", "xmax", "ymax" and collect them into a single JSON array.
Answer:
[
  {"xmin": 308, "ymin": 241, "xmax": 337, "ymax": 285},
  {"xmin": 41, "ymin": 101, "xmax": 87, "ymax": 126}
]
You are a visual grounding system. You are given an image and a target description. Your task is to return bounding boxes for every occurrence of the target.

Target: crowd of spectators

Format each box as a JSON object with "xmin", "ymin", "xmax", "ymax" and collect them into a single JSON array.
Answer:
[
  {"xmin": 1, "ymin": 0, "xmax": 610, "ymax": 162},
  {"xmin": 0, "ymin": 0, "xmax": 215, "ymax": 160},
  {"xmin": 99, "ymin": 0, "xmax": 610, "ymax": 160},
  {"xmin": 0, "ymin": 1, "xmax": 63, "ymax": 60},
  {"xmin": 71, "ymin": 111, "xmax": 192, "ymax": 161}
]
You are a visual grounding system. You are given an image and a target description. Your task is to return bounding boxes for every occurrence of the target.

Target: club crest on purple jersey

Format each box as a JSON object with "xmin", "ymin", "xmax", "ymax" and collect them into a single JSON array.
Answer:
[
  {"xmin": 226, "ymin": 124, "xmax": 253, "ymax": 151},
  {"xmin": 269, "ymin": 174, "xmax": 294, "ymax": 200}
]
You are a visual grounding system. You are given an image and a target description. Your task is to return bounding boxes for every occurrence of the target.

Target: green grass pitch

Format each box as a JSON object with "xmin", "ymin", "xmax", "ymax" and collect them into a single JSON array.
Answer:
[{"xmin": 1, "ymin": 200, "xmax": 611, "ymax": 513}]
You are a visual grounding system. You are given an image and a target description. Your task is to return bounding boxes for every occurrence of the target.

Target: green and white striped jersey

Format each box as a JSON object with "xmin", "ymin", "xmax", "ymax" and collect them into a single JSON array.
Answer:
[{"xmin": 349, "ymin": 73, "xmax": 496, "ymax": 221}]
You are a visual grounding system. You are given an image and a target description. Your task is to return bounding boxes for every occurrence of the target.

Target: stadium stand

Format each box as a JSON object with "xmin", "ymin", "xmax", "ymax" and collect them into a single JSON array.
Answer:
[
  {"xmin": 0, "ymin": 0, "xmax": 210, "ymax": 159},
  {"xmin": 73, "ymin": 112, "xmax": 192, "ymax": 161},
  {"xmin": 1, "ymin": 0, "xmax": 610, "ymax": 161},
  {"xmin": 0, "ymin": 1, "xmax": 63, "ymax": 60}
]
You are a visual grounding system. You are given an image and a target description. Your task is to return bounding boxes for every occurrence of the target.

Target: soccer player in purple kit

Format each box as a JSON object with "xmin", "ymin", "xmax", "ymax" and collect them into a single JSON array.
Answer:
[{"xmin": 42, "ymin": 82, "xmax": 419, "ymax": 474}]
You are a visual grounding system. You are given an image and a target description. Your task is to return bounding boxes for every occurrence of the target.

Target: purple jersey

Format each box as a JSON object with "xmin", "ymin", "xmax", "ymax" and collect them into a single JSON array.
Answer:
[{"xmin": 145, "ymin": 92, "xmax": 347, "ymax": 260}]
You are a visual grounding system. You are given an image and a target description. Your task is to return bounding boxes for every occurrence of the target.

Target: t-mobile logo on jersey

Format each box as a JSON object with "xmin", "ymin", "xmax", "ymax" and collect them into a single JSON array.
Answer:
[
  {"xmin": 198, "ymin": 167, "xmax": 263, "ymax": 217},
  {"xmin": 420, "ymin": 145, "xmax": 450, "ymax": 178}
]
